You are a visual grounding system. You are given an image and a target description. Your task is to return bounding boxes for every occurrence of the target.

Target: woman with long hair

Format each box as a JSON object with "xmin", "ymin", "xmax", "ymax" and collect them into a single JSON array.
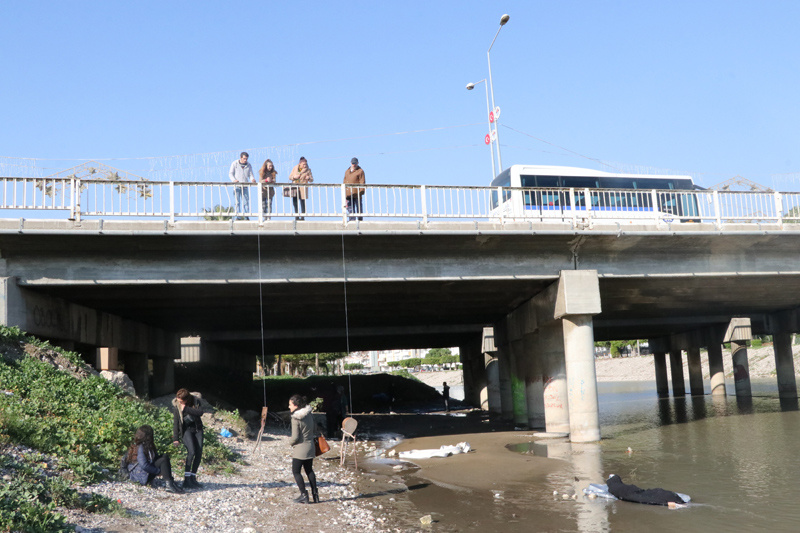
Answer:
[
  {"xmin": 126, "ymin": 425, "xmax": 183, "ymax": 493},
  {"xmin": 288, "ymin": 156, "xmax": 313, "ymax": 220},
  {"xmin": 259, "ymin": 159, "xmax": 278, "ymax": 218},
  {"xmin": 288, "ymin": 394, "xmax": 318, "ymax": 504},
  {"xmin": 172, "ymin": 388, "xmax": 205, "ymax": 489}
]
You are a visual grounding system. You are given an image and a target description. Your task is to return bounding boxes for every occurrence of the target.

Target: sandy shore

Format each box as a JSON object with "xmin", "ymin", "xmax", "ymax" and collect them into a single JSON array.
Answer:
[{"xmin": 594, "ymin": 343, "xmax": 800, "ymax": 382}]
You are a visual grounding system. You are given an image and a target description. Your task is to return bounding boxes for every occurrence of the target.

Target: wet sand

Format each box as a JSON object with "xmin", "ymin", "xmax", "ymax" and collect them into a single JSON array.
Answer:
[{"xmin": 391, "ymin": 431, "xmax": 563, "ymax": 490}]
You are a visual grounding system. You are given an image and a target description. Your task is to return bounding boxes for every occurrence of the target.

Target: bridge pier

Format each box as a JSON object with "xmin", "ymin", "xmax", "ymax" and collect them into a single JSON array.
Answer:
[
  {"xmin": 725, "ymin": 318, "xmax": 753, "ymax": 398},
  {"xmin": 653, "ymin": 351, "xmax": 669, "ymax": 397},
  {"xmin": 669, "ymin": 349, "xmax": 686, "ymax": 396},
  {"xmin": 707, "ymin": 338, "xmax": 727, "ymax": 396},
  {"xmin": 481, "ymin": 327, "xmax": 502, "ymax": 414},
  {"xmin": 767, "ymin": 312, "xmax": 799, "ymax": 399},
  {"xmin": 687, "ymin": 347, "xmax": 704, "ymax": 396},
  {"xmin": 499, "ymin": 270, "xmax": 601, "ymax": 441}
]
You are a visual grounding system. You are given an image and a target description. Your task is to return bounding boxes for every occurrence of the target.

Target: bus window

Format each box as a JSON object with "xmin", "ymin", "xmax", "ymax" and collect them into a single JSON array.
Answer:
[{"xmin": 561, "ymin": 176, "xmax": 598, "ymax": 208}]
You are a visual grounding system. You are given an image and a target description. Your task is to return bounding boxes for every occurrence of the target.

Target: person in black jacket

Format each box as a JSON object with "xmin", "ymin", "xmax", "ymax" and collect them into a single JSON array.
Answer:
[
  {"xmin": 126, "ymin": 425, "xmax": 183, "ymax": 493},
  {"xmin": 172, "ymin": 388, "xmax": 205, "ymax": 489},
  {"xmin": 606, "ymin": 474, "xmax": 687, "ymax": 506}
]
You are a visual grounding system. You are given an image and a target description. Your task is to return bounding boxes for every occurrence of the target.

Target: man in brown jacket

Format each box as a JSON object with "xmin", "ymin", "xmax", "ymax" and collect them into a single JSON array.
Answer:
[{"xmin": 344, "ymin": 157, "xmax": 365, "ymax": 221}]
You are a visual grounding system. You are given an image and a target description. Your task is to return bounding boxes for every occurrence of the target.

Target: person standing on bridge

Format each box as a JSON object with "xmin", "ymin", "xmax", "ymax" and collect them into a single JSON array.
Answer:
[
  {"xmin": 229, "ymin": 152, "xmax": 256, "ymax": 219},
  {"xmin": 172, "ymin": 388, "xmax": 205, "ymax": 489},
  {"xmin": 259, "ymin": 158, "xmax": 278, "ymax": 219},
  {"xmin": 288, "ymin": 156, "xmax": 313, "ymax": 220},
  {"xmin": 343, "ymin": 157, "xmax": 365, "ymax": 221}
]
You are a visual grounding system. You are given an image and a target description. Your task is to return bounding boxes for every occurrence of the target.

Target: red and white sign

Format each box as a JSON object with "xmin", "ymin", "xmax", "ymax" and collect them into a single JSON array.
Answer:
[
  {"xmin": 489, "ymin": 111, "xmax": 495, "ymax": 123},
  {"xmin": 484, "ymin": 134, "xmax": 491, "ymax": 145}
]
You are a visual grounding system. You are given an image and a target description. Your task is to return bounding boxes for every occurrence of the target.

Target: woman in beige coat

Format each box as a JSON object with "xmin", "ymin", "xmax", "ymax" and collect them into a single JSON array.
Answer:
[
  {"xmin": 288, "ymin": 394, "xmax": 318, "ymax": 504},
  {"xmin": 288, "ymin": 156, "xmax": 313, "ymax": 220}
]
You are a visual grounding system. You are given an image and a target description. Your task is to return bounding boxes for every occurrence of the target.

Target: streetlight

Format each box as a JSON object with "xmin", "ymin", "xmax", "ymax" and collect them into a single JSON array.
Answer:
[
  {"xmin": 487, "ymin": 14, "xmax": 509, "ymax": 172},
  {"xmin": 466, "ymin": 79, "xmax": 496, "ymax": 180}
]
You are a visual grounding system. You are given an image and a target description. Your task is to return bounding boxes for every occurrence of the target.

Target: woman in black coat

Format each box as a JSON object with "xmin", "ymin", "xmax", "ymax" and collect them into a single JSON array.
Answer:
[
  {"xmin": 172, "ymin": 388, "xmax": 205, "ymax": 489},
  {"xmin": 126, "ymin": 425, "xmax": 183, "ymax": 493}
]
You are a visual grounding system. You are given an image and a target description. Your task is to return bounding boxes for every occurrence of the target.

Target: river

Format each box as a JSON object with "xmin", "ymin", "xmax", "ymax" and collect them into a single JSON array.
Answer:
[{"xmin": 381, "ymin": 379, "xmax": 800, "ymax": 532}]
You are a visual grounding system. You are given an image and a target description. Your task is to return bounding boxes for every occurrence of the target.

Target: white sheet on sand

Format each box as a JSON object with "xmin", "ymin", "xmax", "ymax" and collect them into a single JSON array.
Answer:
[{"xmin": 398, "ymin": 442, "xmax": 471, "ymax": 459}]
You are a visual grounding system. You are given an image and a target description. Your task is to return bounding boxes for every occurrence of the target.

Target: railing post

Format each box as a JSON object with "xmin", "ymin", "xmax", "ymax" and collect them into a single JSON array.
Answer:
[
  {"xmin": 584, "ymin": 187, "xmax": 592, "ymax": 221},
  {"xmin": 257, "ymin": 182, "xmax": 263, "ymax": 225},
  {"xmin": 497, "ymin": 186, "xmax": 504, "ymax": 224},
  {"xmin": 75, "ymin": 178, "xmax": 81, "ymax": 223},
  {"xmin": 713, "ymin": 190, "xmax": 721, "ymax": 228},
  {"xmin": 169, "ymin": 182, "xmax": 175, "ymax": 224},
  {"xmin": 69, "ymin": 178, "xmax": 76, "ymax": 221},
  {"xmin": 420, "ymin": 185, "xmax": 428, "ymax": 225},
  {"xmin": 341, "ymin": 183, "xmax": 347, "ymax": 224},
  {"xmin": 650, "ymin": 190, "xmax": 659, "ymax": 224},
  {"xmin": 775, "ymin": 192, "xmax": 783, "ymax": 227},
  {"xmin": 569, "ymin": 187, "xmax": 577, "ymax": 226}
]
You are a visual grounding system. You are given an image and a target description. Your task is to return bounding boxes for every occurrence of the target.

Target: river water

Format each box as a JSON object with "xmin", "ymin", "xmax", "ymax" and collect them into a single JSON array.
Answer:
[{"xmin": 386, "ymin": 379, "xmax": 800, "ymax": 532}]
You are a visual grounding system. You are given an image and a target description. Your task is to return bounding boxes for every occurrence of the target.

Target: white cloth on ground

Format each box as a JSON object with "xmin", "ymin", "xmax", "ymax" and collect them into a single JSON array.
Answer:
[{"xmin": 398, "ymin": 442, "xmax": 471, "ymax": 459}]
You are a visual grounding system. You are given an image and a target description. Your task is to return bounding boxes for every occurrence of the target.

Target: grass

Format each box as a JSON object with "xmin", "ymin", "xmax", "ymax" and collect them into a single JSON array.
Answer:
[{"xmin": 0, "ymin": 325, "xmax": 239, "ymax": 531}]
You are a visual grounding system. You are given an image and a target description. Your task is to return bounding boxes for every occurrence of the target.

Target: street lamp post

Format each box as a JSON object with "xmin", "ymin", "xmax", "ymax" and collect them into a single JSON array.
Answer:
[
  {"xmin": 487, "ymin": 14, "xmax": 510, "ymax": 173},
  {"xmin": 466, "ymin": 79, "xmax": 496, "ymax": 180}
]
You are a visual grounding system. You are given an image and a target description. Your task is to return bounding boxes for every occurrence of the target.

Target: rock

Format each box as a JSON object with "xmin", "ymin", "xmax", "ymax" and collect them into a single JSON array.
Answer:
[
  {"xmin": 100, "ymin": 370, "xmax": 136, "ymax": 395},
  {"xmin": 420, "ymin": 515, "xmax": 433, "ymax": 525}
]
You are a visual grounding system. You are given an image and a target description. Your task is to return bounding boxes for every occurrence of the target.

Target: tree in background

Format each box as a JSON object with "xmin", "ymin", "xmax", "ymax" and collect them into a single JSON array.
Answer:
[{"xmin": 279, "ymin": 352, "xmax": 345, "ymax": 376}]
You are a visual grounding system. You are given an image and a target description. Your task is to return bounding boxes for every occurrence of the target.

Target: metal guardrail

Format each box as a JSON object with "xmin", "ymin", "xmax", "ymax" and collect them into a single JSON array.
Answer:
[{"xmin": 2, "ymin": 177, "xmax": 800, "ymax": 227}]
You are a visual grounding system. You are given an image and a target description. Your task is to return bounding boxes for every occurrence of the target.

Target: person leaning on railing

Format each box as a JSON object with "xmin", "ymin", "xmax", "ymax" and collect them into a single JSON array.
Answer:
[
  {"xmin": 343, "ymin": 157, "xmax": 365, "ymax": 221},
  {"xmin": 259, "ymin": 159, "xmax": 277, "ymax": 219},
  {"xmin": 288, "ymin": 156, "xmax": 313, "ymax": 220}
]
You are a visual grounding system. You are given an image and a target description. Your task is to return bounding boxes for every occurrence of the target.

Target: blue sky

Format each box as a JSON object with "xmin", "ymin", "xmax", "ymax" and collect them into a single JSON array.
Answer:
[{"xmin": 1, "ymin": 1, "xmax": 798, "ymax": 190}]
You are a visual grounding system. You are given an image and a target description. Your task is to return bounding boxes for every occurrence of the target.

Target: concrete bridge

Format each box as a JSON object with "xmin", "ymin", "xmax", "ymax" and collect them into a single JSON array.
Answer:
[
  {"xmin": 3, "ymin": 213, "xmax": 800, "ymax": 442},
  {"xmin": 4, "ymin": 174, "xmax": 800, "ymax": 441}
]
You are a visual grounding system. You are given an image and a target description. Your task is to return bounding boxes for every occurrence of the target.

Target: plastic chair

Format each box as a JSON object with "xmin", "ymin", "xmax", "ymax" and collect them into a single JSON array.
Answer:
[{"xmin": 340, "ymin": 417, "xmax": 358, "ymax": 468}]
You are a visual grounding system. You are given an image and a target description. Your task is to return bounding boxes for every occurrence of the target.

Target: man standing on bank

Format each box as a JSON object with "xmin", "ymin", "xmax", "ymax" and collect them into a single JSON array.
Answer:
[
  {"xmin": 343, "ymin": 157, "xmax": 365, "ymax": 221},
  {"xmin": 229, "ymin": 152, "xmax": 256, "ymax": 219},
  {"xmin": 172, "ymin": 388, "xmax": 205, "ymax": 489}
]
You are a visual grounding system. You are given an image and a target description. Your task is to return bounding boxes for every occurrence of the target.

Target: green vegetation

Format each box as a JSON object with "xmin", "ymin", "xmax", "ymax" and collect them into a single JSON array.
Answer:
[
  {"xmin": 344, "ymin": 363, "xmax": 364, "ymax": 371},
  {"xmin": 0, "ymin": 325, "xmax": 238, "ymax": 531},
  {"xmin": 278, "ymin": 352, "xmax": 346, "ymax": 375}
]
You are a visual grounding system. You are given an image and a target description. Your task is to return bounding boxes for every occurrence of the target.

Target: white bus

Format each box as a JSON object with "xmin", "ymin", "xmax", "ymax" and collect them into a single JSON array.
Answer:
[{"xmin": 490, "ymin": 165, "xmax": 701, "ymax": 223}]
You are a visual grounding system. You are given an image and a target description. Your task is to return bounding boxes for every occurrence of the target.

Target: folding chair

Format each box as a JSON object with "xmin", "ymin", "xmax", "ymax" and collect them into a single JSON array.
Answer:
[{"xmin": 340, "ymin": 417, "xmax": 358, "ymax": 468}]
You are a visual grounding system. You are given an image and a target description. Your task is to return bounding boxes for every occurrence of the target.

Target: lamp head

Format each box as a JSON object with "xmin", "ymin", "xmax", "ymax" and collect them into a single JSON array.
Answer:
[
  {"xmin": 500, "ymin": 14, "xmax": 510, "ymax": 26},
  {"xmin": 466, "ymin": 83, "xmax": 475, "ymax": 90}
]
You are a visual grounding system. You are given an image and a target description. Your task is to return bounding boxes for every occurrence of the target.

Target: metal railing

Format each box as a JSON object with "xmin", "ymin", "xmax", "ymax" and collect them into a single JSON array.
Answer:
[{"xmin": 2, "ymin": 177, "xmax": 800, "ymax": 228}]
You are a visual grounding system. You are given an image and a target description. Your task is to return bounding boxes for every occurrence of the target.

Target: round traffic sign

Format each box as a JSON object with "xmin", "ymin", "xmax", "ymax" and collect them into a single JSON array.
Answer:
[
  {"xmin": 484, "ymin": 134, "xmax": 491, "ymax": 145},
  {"xmin": 489, "ymin": 111, "xmax": 495, "ymax": 123}
]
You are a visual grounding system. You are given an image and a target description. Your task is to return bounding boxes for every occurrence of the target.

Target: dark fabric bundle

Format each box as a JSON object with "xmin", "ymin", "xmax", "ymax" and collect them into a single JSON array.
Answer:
[{"xmin": 606, "ymin": 474, "xmax": 686, "ymax": 506}]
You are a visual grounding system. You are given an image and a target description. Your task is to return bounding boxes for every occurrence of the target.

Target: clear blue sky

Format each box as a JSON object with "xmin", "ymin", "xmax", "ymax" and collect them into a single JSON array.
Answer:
[{"xmin": 2, "ymin": 1, "xmax": 798, "ymax": 190}]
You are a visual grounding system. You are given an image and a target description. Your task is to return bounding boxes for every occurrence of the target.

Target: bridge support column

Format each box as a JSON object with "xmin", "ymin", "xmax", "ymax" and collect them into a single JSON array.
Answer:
[
  {"xmin": 497, "ymin": 348, "xmax": 514, "ymax": 420},
  {"xmin": 707, "ymin": 341, "xmax": 727, "ymax": 396},
  {"xmin": 773, "ymin": 332, "xmax": 798, "ymax": 398},
  {"xmin": 687, "ymin": 347, "xmax": 704, "ymax": 396},
  {"xmin": 97, "ymin": 347, "xmax": 119, "ymax": 371},
  {"xmin": 540, "ymin": 323, "xmax": 569, "ymax": 434},
  {"xmin": 522, "ymin": 332, "xmax": 545, "ymax": 429},
  {"xmin": 669, "ymin": 350, "xmax": 685, "ymax": 396},
  {"xmin": 459, "ymin": 336, "xmax": 485, "ymax": 408},
  {"xmin": 725, "ymin": 318, "xmax": 752, "ymax": 398},
  {"xmin": 509, "ymin": 337, "xmax": 529, "ymax": 426},
  {"xmin": 653, "ymin": 351, "xmax": 669, "ymax": 397},
  {"xmin": 562, "ymin": 313, "xmax": 600, "ymax": 442},
  {"xmin": 480, "ymin": 327, "xmax": 501, "ymax": 413}
]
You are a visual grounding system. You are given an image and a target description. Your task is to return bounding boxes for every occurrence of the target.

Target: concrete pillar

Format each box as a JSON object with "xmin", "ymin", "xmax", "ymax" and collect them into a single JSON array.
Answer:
[
  {"xmin": 522, "ymin": 332, "xmax": 545, "ymax": 429},
  {"xmin": 509, "ymin": 338, "xmax": 529, "ymax": 426},
  {"xmin": 653, "ymin": 351, "xmax": 669, "ymax": 397},
  {"xmin": 686, "ymin": 347, "xmax": 704, "ymax": 396},
  {"xmin": 707, "ymin": 342, "xmax": 726, "ymax": 396},
  {"xmin": 731, "ymin": 340, "xmax": 752, "ymax": 397},
  {"xmin": 150, "ymin": 357, "xmax": 175, "ymax": 397},
  {"xmin": 97, "ymin": 347, "xmax": 119, "ymax": 371},
  {"xmin": 497, "ymin": 348, "xmax": 514, "ymax": 420},
  {"xmin": 563, "ymin": 315, "xmax": 600, "ymax": 442},
  {"xmin": 669, "ymin": 350, "xmax": 685, "ymax": 396},
  {"xmin": 540, "ymin": 322, "xmax": 570, "ymax": 434},
  {"xmin": 773, "ymin": 332, "xmax": 798, "ymax": 398},
  {"xmin": 482, "ymin": 327, "xmax": 502, "ymax": 414},
  {"xmin": 460, "ymin": 338, "xmax": 486, "ymax": 408}
]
